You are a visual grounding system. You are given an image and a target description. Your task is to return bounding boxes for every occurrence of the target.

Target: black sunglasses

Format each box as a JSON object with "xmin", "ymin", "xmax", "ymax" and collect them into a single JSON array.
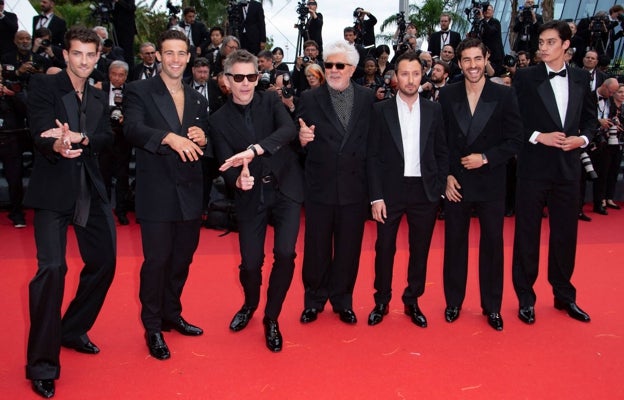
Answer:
[
  {"xmin": 225, "ymin": 73, "xmax": 259, "ymax": 82},
  {"xmin": 324, "ymin": 62, "xmax": 350, "ymax": 70}
]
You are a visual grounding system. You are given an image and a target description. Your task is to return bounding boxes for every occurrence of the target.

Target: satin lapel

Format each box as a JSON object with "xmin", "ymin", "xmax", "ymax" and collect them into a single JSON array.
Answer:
[
  {"xmin": 564, "ymin": 70, "xmax": 583, "ymax": 133},
  {"xmin": 466, "ymin": 81, "xmax": 498, "ymax": 146},
  {"xmin": 316, "ymin": 86, "xmax": 345, "ymax": 138},
  {"xmin": 384, "ymin": 99, "xmax": 404, "ymax": 159},
  {"xmin": 83, "ymin": 86, "xmax": 106, "ymax": 136},
  {"xmin": 450, "ymin": 82, "xmax": 470, "ymax": 137},
  {"xmin": 59, "ymin": 71, "xmax": 80, "ymax": 132},
  {"xmin": 419, "ymin": 100, "xmax": 432, "ymax": 154},
  {"xmin": 535, "ymin": 65, "xmax": 563, "ymax": 130},
  {"xmin": 150, "ymin": 77, "xmax": 182, "ymax": 134}
]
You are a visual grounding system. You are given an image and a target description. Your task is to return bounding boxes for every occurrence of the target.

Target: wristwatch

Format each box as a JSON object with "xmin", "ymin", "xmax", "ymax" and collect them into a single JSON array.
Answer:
[
  {"xmin": 481, "ymin": 153, "xmax": 488, "ymax": 164},
  {"xmin": 80, "ymin": 132, "xmax": 88, "ymax": 145},
  {"xmin": 247, "ymin": 144, "xmax": 258, "ymax": 157}
]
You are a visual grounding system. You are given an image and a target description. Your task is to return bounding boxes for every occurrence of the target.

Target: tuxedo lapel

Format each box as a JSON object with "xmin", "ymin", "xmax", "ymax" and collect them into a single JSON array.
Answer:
[
  {"xmin": 84, "ymin": 86, "xmax": 106, "ymax": 136},
  {"xmin": 58, "ymin": 73, "xmax": 80, "ymax": 132},
  {"xmin": 466, "ymin": 81, "xmax": 498, "ymax": 145},
  {"xmin": 150, "ymin": 76, "xmax": 182, "ymax": 133},
  {"xmin": 383, "ymin": 99, "xmax": 404, "ymax": 159},
  {"xmin": 564, "ymin": 70, "xmax": 584, "ymax": 133},
  {"xmin": 535, "ymin": 65, "xmax": 563, "ymax": 130},
  {"xmin": 450, "ymin": 82, "xmax": 470, "ymax": 137}
]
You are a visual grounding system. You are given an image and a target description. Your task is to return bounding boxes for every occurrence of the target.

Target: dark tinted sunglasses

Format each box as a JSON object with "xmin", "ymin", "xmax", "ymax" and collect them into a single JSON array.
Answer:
[
  {"xmin": 225, "ymin": 73, "xmax": 259, "ymax": 82},
  {"xmin": 324, "ymin": 62, "xmax": 350, "ymax": 70}
]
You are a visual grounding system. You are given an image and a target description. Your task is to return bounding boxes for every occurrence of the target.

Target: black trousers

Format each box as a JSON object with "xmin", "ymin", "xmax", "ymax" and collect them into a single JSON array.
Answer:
[
  {"xmin": 237, "ymin": 182, "xmax": 301, "ymax": 320},
  {"xmin": 443, "ymin": 198, "xmax": 505, "ymax": 313},
  {"xmin": 373, "ymin": 178, "xmax": 438, "ymax": 305},
  {"xmin": 26, "ymin": 198, "xmax": 116, "ymax": 380},
  {"xmin": 139, "ymin": 218, "xmax": 201, "ymax": 334},
  {"xmin": 302, "ymin": 200, "xmax": 368, "ymax": 311},
  {"xmin": 0, "ymin": 134, "xmax": 24, "ymax": 218},
  {"xmin": 512, "ymin": 178, "xmax": 579, "ymax": 307}
]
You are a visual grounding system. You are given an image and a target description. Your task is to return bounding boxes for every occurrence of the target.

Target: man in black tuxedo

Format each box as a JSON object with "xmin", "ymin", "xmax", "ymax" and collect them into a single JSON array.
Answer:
[
  {"xmin": 439, "ymin": 38, "xmax": 523, "ymax": 331},
  {"xmin": 25, "ymin": 26, "xmax": 116, "ymax": 399},
  {"xmin": 352, "ymin": 7, "xmax": 377, "ymax": 48},
  {"xmin": 179, "ymin": 6, "xmax": 209, "ymax": 57},
  {"xmin": 0, "ymin": 0, "xmax": 18, "ymax": 56},
  {"xmin": 582, "ymin": 50, "xmax": 606, "ymax": 93},
  {"xmin": 99, "ymin": 60, "xmax": 132, "ymax": 225},
  {"xmin": 366, "ymin": 51, "xmax": 447, "ymax": 327},
  {"xmin": 129, "ymin": 42, "xmax": 158, "ymax": 81},
  {"xmin": 111, "ymin": 0, "xmax": 137, "ymax": 66},
  {"xmin": 297, "ymin": 41, "xmax": 375, "ymax": 325},
  {"xmin": 239, "ymin": 0, "xmax": 266, "ymax": 55},
  {"xmin": 512, "ymin": 20, "xmax": 598, "ymax": 325},
  {"xmin": 477, "ymin": 4, "xmax": 504, "ymax": 72},
  {"xmin": 304, "ymin": 1, "xmax": 323, "ymax": 54},
  {"xmin": 210, "ymin": 50, "xmax": 303, "ymax": 352},
  {"xmin": 428, "ymin": 13, "xmax": 461, "ymax": 58},
  {"xmin": 32, "ymin": 0, "xmax": 67, "ymax": 49},
  {"xmin": 124, "ymin": 29, "xmax": 208, "ymax": 360}
]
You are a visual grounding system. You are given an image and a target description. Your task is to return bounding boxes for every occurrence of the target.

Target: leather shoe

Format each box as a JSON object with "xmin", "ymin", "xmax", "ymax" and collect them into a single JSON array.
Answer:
[
  {"xmin": 162, "ymin": 316, "xmax": 203, "ymax": 336},
  {"xmin": 300, "ymin": 308, "xmax": 321, "ymax": 324},
  {"xmin": 578, "ymin": 212, "xmax": 592, "ymax": 222},
  {"xmin": 263, "ymin": 317, "xmax": 283, "ymax": 352},
  {"xmin": 593, "ymin": 205, "xmax": 608, "ymax": 215},
  {"xmin": 229, "ymin": 306, "xmax": 256, "ymax": 332},
  {"xmin": 483, "ymin": 311, "xmax": 504, "ymax": 331},
  {"xmin": 404, "ymin": 304, "xmax": 427, "ymax": 327},
  {"xmin": 145, "ymin": 332, "xmax": 170, "ymax": 360},
  {"xmin": 31, "ymin": 379, "xmax": 55, "ymax": 398},
  {"xmin": 62, "ymin": 339, "xmax": 100, "ymax": 354},
  {"xmin": 606, "ymin": 201, "xmax": 621, "ymax": 210},
  {"xmin": 116, "ymin": 213, "xmax": 129, "ymax": 225},
  {"xmin": 518, "ymin": 306, "xmax": 535, "ymax": 324},
  {"xmin": 367, "ymin": 304, "xmax": 389, "ymax": 326},
  {"xmin": 444, "ymin": 306, "xmax": 461, "ymax": 323},
  {"xmin": 554, "ymin": 299, "xmax": 591, "ymax": 322},
  {"xmin": 335, "ymin": 309, "xmax": 357, "ymax": 324}
]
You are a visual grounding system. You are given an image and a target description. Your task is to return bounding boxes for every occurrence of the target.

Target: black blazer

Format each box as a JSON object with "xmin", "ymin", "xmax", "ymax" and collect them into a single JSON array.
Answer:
[
  {"xmin": 296, "ymin": 84, "xmax": 375, "ymax": 205},
  {"xmin": 513, "ymin": 64, "xmax": 598, "ymax": 182},
  {"xmin": 179, "ymin": 21, "xmax": 209, "ymax": 52},
  {"xmin": 0, "ymin": 10, "xmax": 18, "ymax": 56},
  {"xmin": 438, "ymin": 79, "xmax": 523, "ymax": 201},
  {"xmin": 129, "ymin": 62, "xmax": 159, "ymax": 81},
  {"xmin": 240, "ymin": 1, "xmax": 266, "ymax": 55},
  {"xmin": 481, "ymin": 18, "xmax": 504, "ymax": 66},
  {"xmin": 428, "ymin": 30, "xmax": 461, "ymax": 57},
  {"xmin": 24, "ymin": 71, "xmax": 111, "ymax": 210},
  {"xmin": 183, "ymin": 78, "xmax": 224, "ymax": 114},
  {"xmin": 123, "ymin": 75, "xmax": 209, "ymax": 221},
  {"xmin": 32, "ymin": 14, "xmax": 67, "ymax": 49},
  {"xmin": 367, "ymin": 96, "xmax": 447, "ymax": 204},
  {"xmin": 210, "ymin": 91, "xmax": 303, "ymax": 221}
]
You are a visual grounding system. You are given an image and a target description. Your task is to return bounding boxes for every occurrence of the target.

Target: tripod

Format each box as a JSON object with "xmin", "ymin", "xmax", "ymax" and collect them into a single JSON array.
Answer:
[{"xmin": 295, "ymin": 14, "xmax": 308, "ymax": 57}]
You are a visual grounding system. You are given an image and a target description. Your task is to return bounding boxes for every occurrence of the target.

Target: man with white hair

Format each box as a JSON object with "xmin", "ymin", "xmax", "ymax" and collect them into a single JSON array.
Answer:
[{"xmin": 297, "ymin": 41, "xmax": 375, "ymax": 325}]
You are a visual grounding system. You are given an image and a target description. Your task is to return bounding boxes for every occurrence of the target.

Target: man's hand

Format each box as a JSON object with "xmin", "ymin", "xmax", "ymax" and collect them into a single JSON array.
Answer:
[
  {"xmin": 298, "ymin": 118, "xmax": 315, "ymax": 147},
  {"xmin": 187, "ymin": 126, "xmax": 207, "ymax": 147},
  {"xmin": 536, "ymin": 131, "xmax": 567, "ymax": 148},
  {"xmin": 236, "ymin": 158, "xmax": 254, "ymax": 191},
  {"xmin": 461, "ymin": 153, "xmax": 485, "ymax": 170},
  {"xmin": 446, "ymin": 175, "xmax": 462, "ymax": 202},
  {"xmin": 371, "ymin": 201, "xmax": 387, "ymax": 223},
  {"xmin": 599, "ymin": 118, "xmax": 613, "ymax": 130},
  {"xmin": 220, "ymin": 146, "xmax": 257, "ymax": 172},
  {"xmin": 162, "ymin": 132, "xmax": 203, "ymax": 162}
]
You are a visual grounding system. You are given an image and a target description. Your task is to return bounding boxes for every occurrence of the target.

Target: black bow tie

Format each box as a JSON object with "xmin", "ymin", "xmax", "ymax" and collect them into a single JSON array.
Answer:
[
  {"xmin": 598, "ymin": 96, "xmax": 607, "ymax": 102},
  {"xmin": 112, "ymin": 86, "xmax": 123, "ymax": 91},
  {"xmin": 548, "ymin": 69, "xmax": 567, "ymax": 79},
  {"xmin": 194, "ymin": 85, "xmax": 205, "ymax": 90}
]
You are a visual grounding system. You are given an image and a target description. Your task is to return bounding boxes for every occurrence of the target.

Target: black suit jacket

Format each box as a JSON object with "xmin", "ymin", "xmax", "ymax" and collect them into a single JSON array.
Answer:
[
  {"xmin": 129, "ymin": 62, "xmax": 159, "ymax": 81},
  {"xmin": 184, "ymin": 78, "xmax": 224, "ymax": 114},
  {"xmin": 179, "ymin": 21, "xmax": 209, "ymax": 52},
  {"xmin": 297, "ymin": 84, "xmax": 375, "ymax": 205},
  {"xmin": 123, "ymin": 75, "xmax": 209, "ymax": 221},
  {"xmin": 210, "ymin": 91, "xmax": 303, "ymax": 221},
  {"xmin": 32, "ymin": 14, "xmax": 67, "ymax": 49},
  {"xmin": 513, "ymin": 64, "xmax": 598, "ymax": 182},
  {"xmin": 0, "ymin": 10, "xmax": 18, "ymax": 56},
  {"xmin": 428, "ymin": 30, "xmax": 461, "ymax": 57},
  {"xmin": 240, "ymin": 1, "xmax": 266, "ymax": 55},
  {"xmin": 438, "ymin": 79, "xmax": 523, "ymax": 201},
  {"xmin": 24, "ymin": 71, "xmax": 111, "ymax": 210},
  {"xmin": 368, "ymin": 96, "xmax": 447, "ymax": 204},
  {"xmin": 481, "ymin": 18, "xmax": 504, "ymax": 66}
]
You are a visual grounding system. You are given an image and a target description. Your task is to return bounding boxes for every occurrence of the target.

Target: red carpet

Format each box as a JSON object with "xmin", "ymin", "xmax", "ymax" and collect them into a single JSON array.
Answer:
[{"xmin": 0, "ymin": 205, "xmax": 623, "ymax": 399}]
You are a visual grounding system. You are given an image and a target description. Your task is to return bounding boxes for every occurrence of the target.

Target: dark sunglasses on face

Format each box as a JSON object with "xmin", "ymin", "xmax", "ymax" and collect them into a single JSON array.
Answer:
[
  {"xmin": 324, "ymin": 62, "xmax": 350, "ymax": 70},
  {"xmin": 225, "ymin": 73, "xmax": 259, "ymax": 82}
]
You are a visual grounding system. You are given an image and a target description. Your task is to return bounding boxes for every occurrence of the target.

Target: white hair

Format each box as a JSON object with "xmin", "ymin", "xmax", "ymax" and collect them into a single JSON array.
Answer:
[{"xmin": 323, "ymin": 41, "xmax": 359, "ymax": 66}]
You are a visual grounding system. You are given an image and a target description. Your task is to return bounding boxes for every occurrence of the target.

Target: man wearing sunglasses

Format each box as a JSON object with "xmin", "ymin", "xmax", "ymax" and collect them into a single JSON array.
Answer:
[
  {"xmin": 297, "ymin": 41, "xmax": 375, "ymax": 325},
  {"xmin": 210, "ymin": 49, "xmax": 303, "ymax": 352}
]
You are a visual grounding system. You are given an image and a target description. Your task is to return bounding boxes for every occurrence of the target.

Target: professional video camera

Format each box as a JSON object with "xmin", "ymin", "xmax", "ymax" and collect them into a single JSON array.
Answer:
[
  {"xmin": 258, "ymin": 70, "xmax": 271, "ymax": 91},
  {"xmin": 166, "ymin": 0, "xmax": 181, "ymax": 17},
  {"xmin": 394, "ymin": 11, "xmax": 407, "ymax": 49},
  {"xmin": 519, "ymin": 3, "xmax": 539, "ymax": 22},
  {"xmin": 503, "ymin": 54, "xmax": 517, "ymax": 68},
  {"xmin": 227, "ymin": 0, "xmax": 248, "ymax": 38},
  {"xmin": 465, "ymin": 1, "xmax": 490, "ymax": 39},
  {"xmin": 589, "ymin": 14, "xmax": 610, "ymax": 33},
  {"xmin": 296, "ymin": 0, "xmax": 309, "ymax": 17},
  {"xmin": 90, "ymin": 0, "xmax": 114, "ymax": 25}
]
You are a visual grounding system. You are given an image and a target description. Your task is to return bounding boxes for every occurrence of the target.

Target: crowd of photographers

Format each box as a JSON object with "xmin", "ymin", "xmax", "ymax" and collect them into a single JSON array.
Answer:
[{"xmin": 1, "ymin": 0, "xmax": 624, "ymax": 229}]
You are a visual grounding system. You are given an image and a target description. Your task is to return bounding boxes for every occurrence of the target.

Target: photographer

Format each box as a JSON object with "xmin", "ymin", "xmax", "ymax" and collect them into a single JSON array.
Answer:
[
  {"xmin": 292, "ymin": 39, "xmax": 322, "ymax": 94},
  {"xmin": 304, "ymin": 1, "xmax": 323, "ymax": 55},
  {"xmin": 273, "ymin": 71, "xmax": 298, "ymax": 116},
  {"xmin": 32, "ymin": 0, "xmax": 67, "ymax": 49},
  {"xmin": 112, "ymin": 0, "xmax": 137, "ymax": 66},
  {"xmin": 0, "ymin": 0, "xmax": 18, "ymax": 57},
  {"xmin": 0, "ymin": 31, "xmax": 49, "ymax": 87},
  {"xmin": 32, "ymin": 27, "xmax": 65, "ymax": 69},
  {"xmin": 353, "ymin": 7, "xmax": 377, "ymax": 48},
  {"xmin": 577, "ymin": 9, "xmax": 623, "ymax": 61},
  {"xmin": 512, "ymin": 0, "xmax": 543, "ymax": 58},
  {"xmin": 179, "ymin": 6, "xmax": 209, "ymax": 57},
  {"xmin": 257, "ymin": 50, "xmax": 277, "ymax": 90},
  {"xmin": 476, "ymin": 4, "xmax": 505, "ymax": 73}
]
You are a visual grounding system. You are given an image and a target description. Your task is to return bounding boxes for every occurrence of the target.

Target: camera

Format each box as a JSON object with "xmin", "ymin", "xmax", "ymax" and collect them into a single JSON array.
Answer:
[
  {"xmin": 465, "ymin": 1, "xmax": 489, "ymax": 19},
  {"xmin": 296, "ymin": 0, "xmax": 309, "ymax": 17},
  {"xmin": 281, "ymin": 73, "xmax": 294, "ymax": 99},
  {"xmin": 302, "ymin": 56, "xmax": 311, "ymax": 64},
  {"xmin": 589, "ymin": 15, "xmax": 609, "ymax": 33},
  {"xmin": 519, "ymin": 4, "xmax": 538, "ymax": 21},
  {"xmin": 580, "ymin": 151, "xmax": 598, "ymax": 180},
  {"xmin": 40, "ymin": 39, "xmax": 51, "ymax": 48},
  {"xmin": 31, "ymin": 61, "xmax": 42, "ymax": 71},
  {"xmin": 166, "ymin": 0, "xmax": 181, "ymax": 17},
  {"xmin": 503, "ymin": 54, "xmax": 517, "ymax": 68},
  {"xmin": 90, "ymin": 0, "xmax": 113, "ymax": 24},
  {"xmin": 1, "ymin": 80, "xmax": 21, "ymax": 93},
  {"xmin": 353, "ymin": 9, "xmax": 362, "ymax": 18},
  {"xmin": 258, "ymin": 70, "xmax": 271, "ymax": 91}
]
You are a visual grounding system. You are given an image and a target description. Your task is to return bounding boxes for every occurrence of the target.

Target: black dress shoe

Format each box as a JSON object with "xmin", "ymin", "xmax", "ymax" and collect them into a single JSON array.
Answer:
[
  {"xmin": 300, "ymin": 308, "xmax": 320, "ymax": 324},
  {"xmin": 404, "ymin": 304, "xmax": 427, "ymax": 327},
  {"xmin": 444, "ymin": 306, "xmax": 461, "ymax": 323},
  {"xmin": 554, "ymin": 299, "xmax": 591, "ymax": 322},
  {"xmin": 263, "ymin": 317, "xmax": 283, "ymax": 352},
  {"xmin": 145, "ymin": 332, "xmax": 170, "ymax": 360},
  {"xmin": 162, "ymin": 316, "xmax": 203, "ymax": 336},
  {"xmin": 606, "ymin": 201, "xmax": 621, "ymax": 210},
  {"xmin": 505, "ymin": 209, "xmax": 515, "ymax": 217},
  {"xmin": 335, "ymin": 309, "xmax": 357, "ymax": 324},
  {"xmin": 367, "ymin": 304, "xmax": 389, "ymax": 326},
  {"xmin": 117, "ymin": 213, "xmax": 130, "ymax": 225},
  {"xmin": 32, "ymin": 379, "xmax": 55, "ymax": 398},
  {"xmin": 518, "ymin": 306, "xmax": 535, "ymax": 324},
  {"xmin": 578, "ymin": 213, "xmax": 592, "ymax": 222},
  {"xmin": 229, "ymin": 306, "xmax": 256, "ymax": 332},
  {"xmin": 593, "ymin": 205, "xmax": 608, "ymax": 215},
  {"xmin": 483, "ymin": 311, "xmax": 504, "ymax": 331},
  {"xmin": 62, "ymin": 339, "xmax": 100, "ymax": 354}
]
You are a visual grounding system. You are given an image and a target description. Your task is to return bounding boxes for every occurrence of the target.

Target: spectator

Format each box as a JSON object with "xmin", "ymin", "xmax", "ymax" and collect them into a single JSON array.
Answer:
[
  {"xmin": 272, "ymin": 46, "xmax": 289, "ymax": 72},
  {"xmin": 239, "ymin": 0, "xmax": 266, "ymax": 55},
  {"xmin": 32, "ymin": 0, "xmax": 66, "ymax": 48},
  {"xmin": 428, "ymin": 13, "xmax": 461, "ymax": 58},
  {"xmin": 179, "ymin": 6, "xmax": 209, "ymax": 57}
]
